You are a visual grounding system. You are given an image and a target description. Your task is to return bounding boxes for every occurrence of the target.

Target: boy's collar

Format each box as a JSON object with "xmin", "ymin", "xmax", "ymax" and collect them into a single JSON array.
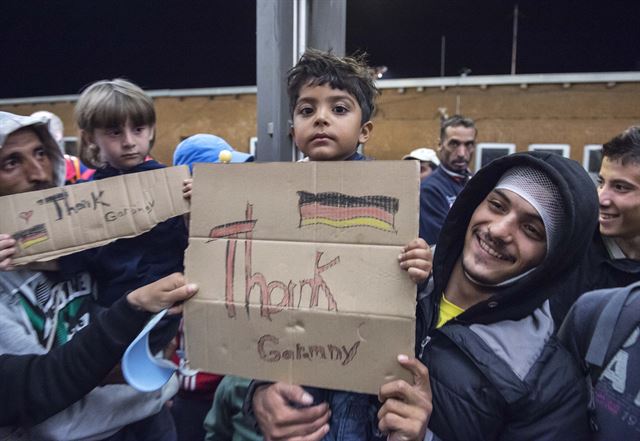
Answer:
[
  {"xmin": 299, "ymin": 151, "xmax": 367, "ymax": 162},
  {"xmin": 603, "ymin": 235, "xmax": 628, "ymax": 260},
  {"xmin": 345, "ymin": 151, "xmax": 367, "ymax": 161}
]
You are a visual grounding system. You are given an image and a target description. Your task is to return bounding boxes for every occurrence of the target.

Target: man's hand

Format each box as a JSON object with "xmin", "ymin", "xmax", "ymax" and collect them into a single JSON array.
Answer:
[
  {"xmin": 253, "ymin": 382, "xmax": 330, "ymax": 441},
  {"xmin": 398, "ymin": 238, "xmax": 432, "ymax": 284},
  {"xmin": 126, "ymin": 273, "xmax": 198, "ymax": 314},
  {"xmin": 0, "ymin": 234, "xmax": 17, "ymax": 271},
  {"xmin": 378, "ymin": 355, "xmax": 432, "ymax": 441}
]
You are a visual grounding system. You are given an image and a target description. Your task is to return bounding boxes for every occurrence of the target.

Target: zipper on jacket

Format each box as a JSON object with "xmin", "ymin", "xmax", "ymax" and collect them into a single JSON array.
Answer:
[{"xmin": 418, "ymin": 335, "xmax": 431, "ymax": 359}]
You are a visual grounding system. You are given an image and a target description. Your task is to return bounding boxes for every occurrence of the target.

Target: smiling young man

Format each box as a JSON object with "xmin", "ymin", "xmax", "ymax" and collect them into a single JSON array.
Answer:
[
  {"xmin": 597, "ymin": 127, "xmax": 640, "ymax": 260},
  {"xmin": 558, "ymin": 127, "xmax": 640, "ymax": 440},
  {"xmin": 384, "ymin": 151, "xmax": 596, "ymax": 440},
  {"xmin": 550, "ymin": 128, "xmax": 640, "ymax": 323},
  {"xmin": 419, "ymin": 115, "xmax": 477, "ymax": 245}
]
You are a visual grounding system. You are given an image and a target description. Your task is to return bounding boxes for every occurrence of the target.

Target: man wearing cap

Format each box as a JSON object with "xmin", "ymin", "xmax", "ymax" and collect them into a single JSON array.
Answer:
[
  {"xmin": 171, "ymin": 133, "xmax": 255, "ymax": 441},
  {"xmin": 30, "ymin": 110, "xmax": 95, "ymax": 184},
  {"xmin": 0, "ymin": 111, "xmax": 176, "ymax": 440},
  {"xmin": 419, "ymin": 115, "xmax": 476, "ymax": 245},
  {"xmin": 403, "ymin": 147, "xmax": 440, "ymax": 181},
  {"xmin": 376, "ymin": 151, "xmax": 594, "ymax": 440},
  {"xmin": 173, "ymin": 133, "xmax": 254, "ymax": 171}
]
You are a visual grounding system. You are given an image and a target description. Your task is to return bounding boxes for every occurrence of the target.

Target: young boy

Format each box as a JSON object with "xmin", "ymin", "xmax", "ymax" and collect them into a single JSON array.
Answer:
[{"xmin": 248, "ymin": 49, "xmax": 431, "ymax": 440}]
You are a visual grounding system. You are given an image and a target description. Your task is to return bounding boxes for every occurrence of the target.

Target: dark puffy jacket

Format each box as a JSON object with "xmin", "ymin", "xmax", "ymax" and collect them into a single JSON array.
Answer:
[
  {"xmin": 417, "ymin": 152, "xmax": 597, "ymax": 441},
  {"xmin": 559, "ymin": 282, "xmax": 640, "ymax": 440}
]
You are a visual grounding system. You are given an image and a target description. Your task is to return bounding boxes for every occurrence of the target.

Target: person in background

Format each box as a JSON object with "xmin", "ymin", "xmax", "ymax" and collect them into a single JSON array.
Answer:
[
  {"xmin": 30, "ymin": 110, "xmax": 94, "ymax": 183},
  {"xmin": 403, "ymin": 147, "xmax": 440, "ymax": 181},
  {"xmin": 171, "ymin": 133, "xmax": 254, "ymax": 441},
  {"xmin": 549, "ymin": 127, "xmax": 640, "ymax": 323},
  {"xmin": 419, "ymin": 115, "xmax": 476, "ymax": 245},
  {"xmin": 559, "ymin": 126, "xmax": 640, "ymax": 440},
  {"xmin": 204, "ymin": 376, "xmax": 263, "ymax": 441}
]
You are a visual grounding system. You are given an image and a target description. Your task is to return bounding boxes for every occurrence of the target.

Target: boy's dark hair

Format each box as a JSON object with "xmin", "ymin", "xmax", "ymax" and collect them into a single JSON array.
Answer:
[
  {"xmin": 440, "ymin": 115, "xmax": 477, "ymax": 142},
  {"xmin": 287, "ymin": 49, "xmax": 378, "ymax": 124},
  {"xmin": 602, "ymin": 126, "xmax": 640, "ymax": 165}
]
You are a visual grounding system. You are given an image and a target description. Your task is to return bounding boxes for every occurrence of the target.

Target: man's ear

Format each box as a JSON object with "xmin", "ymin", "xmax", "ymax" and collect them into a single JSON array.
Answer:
[{"xmin": 358, "ymin": 121, "xmax": 374, "ymax": 144}]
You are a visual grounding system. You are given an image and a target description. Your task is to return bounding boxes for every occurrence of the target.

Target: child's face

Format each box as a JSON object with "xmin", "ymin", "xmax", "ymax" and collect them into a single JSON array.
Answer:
[
  {"xmin": 291, "ymin": 83, "xmax": 372, "ymax": 161},
  {"xmin": 89, "ymin": 119, "xmax": 154, "ymax": 170}
]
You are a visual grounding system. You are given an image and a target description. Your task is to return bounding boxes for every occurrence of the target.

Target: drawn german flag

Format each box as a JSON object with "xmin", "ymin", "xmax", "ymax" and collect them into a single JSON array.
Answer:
[
  {"xmin": 297, "ymin": 191, "xmax": 399, "ymax": 232},
  {"xmin": 13, "ymin": 224, "xmax": 49, "ymax": 249}
]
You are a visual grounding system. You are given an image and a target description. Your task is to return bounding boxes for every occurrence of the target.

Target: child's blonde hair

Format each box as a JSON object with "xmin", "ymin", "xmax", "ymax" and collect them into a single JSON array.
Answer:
[{"xmin": 76, "ymin": 78, "xmax": 156, "ymax": 168}]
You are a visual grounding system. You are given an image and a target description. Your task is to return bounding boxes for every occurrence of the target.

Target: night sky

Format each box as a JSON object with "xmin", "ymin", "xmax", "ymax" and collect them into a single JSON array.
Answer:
[{"xmin": 2, "ymin": 0, "xmax": 639, "ymax": 98}]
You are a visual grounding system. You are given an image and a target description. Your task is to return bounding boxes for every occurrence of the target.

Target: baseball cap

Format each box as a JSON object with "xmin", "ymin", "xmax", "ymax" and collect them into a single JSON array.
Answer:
[
  {"xmin": 402, "ymin": 148, "xmax": 440, "ymax": 166},
  {"xmin": 173, "ymin": 134, "xmax": 254, "ymax": 172}
]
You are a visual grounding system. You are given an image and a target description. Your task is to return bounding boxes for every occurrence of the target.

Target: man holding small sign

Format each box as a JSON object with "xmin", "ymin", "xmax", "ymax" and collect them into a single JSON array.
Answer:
[{"xmin": 0, "ymin": 111, "xmax": 178, "ymax": 440}]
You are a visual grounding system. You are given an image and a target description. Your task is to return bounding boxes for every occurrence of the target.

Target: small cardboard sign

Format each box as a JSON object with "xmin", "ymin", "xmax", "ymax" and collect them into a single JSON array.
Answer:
[
  {"xmin": 184, "ymin": 161, "xmax": 419, "ymax": 394},
  {"xmin": 0, "ymin": 166, "xmax": 190, "ymax": 264}
]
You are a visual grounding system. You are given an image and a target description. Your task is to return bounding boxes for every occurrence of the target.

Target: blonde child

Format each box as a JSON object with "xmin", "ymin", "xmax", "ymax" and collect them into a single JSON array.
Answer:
[
  {"xmin": 57, "ymin": 79, "xmax": 187, "ymax": 441},
  {"xmin": 60, "ymin": 78, "xmax": 188, "ymax": 310}
]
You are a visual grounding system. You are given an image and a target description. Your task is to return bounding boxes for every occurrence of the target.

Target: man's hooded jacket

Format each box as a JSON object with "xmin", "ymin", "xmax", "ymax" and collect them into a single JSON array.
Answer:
[{"xmin": 417, "ymin": 152, "xmax": 597, "ymax": 441}]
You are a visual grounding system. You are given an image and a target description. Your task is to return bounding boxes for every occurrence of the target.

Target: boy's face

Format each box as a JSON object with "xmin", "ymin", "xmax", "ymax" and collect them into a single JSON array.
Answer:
[
  {"xmin": 291, "ymin": 83, "xmax": 372, "ymax": 161},
  {"xmin": 598, "ymin": 156, "xmax": 640, "ymax": 240},
  {"xmin": 460, "ymin": 188, "xmax": 547, "ymax": 287},
  {"xmin": 0, "ymin": 128, "xmax": 55, "ymax": 196},
  {"xmin": 87, "ymin": 119, "xmax": 154, "ymax": 170}
]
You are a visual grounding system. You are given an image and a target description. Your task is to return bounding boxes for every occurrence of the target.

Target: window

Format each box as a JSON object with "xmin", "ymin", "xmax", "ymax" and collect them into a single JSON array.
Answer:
[
  {"xmin": 528, "ymin": 143, "xmax": 570, "ymax": 158},
  {"xmin": 583, "ymin": 144, "xmax": 603, "ymax": 185},
  {"xmin": 62, "ymin": 136, "xmax": 79, "ymax": 156},
  {"xmin": 475, "ymin": 143, "xmax": 516, "ymax": 171}
]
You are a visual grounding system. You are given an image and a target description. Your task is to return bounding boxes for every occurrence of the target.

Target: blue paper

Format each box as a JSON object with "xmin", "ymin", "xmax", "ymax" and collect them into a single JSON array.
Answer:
[{"xmin": 122, "ymin": 309, "xmax": 178, "ymax": 392}]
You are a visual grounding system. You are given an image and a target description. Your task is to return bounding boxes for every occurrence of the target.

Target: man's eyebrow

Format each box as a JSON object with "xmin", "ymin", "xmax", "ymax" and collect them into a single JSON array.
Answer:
[
  {"xmin": 492, "ymin": 188, "xmax": 510, "ymax": 201},
  {"xmin": 609, "ymin": 178, "xmax": 637, "ymax": 188}
]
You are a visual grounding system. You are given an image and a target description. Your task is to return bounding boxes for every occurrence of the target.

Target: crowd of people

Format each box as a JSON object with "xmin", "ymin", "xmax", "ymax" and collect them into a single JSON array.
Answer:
[{"xmin": 0, "ymin": 48, "xmax": 638, "ymax": 441}]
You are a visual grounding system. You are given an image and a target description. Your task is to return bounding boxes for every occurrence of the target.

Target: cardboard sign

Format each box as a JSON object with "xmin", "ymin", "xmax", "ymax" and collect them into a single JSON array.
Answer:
[
  {"xmin": 0, "ymin": 166, "xmax": 190, "ymax": 264},
  {"xmin": 184, "ymin": 161, "xmax": 419, "ymax": 394}
]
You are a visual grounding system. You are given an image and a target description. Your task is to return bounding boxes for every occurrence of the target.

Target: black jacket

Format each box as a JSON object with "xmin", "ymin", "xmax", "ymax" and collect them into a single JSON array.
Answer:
[
  {"xmin": 559, "ymin": 281, "xmax": 640, "ymax": 440},
  {"xmin": 417, "ymin": 152, "xmax": 597, "ymax": 441},
  {"xmin": 0, "ymin": 296, "xmax": 152, "ymax": 427},
  {"xmin": 550, "ymin": 231, "xmax": 640, "ymax": 324}
]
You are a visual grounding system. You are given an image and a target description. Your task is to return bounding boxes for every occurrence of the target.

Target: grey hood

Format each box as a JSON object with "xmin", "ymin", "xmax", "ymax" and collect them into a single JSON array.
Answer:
[{"xmin": 0, "ymin": 111, "xmax": 66, "ymax": 187}]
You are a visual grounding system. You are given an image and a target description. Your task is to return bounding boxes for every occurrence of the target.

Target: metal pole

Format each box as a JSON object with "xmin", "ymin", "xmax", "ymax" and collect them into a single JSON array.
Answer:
[
  {"xmin": 510, "ymin": 4, "xmax": 519, "ymax": 75},
  {"xmin": 256, "ymin": 0, "xmax": 295, "ymax": 162},
  {"xmin": 440, "ymin": 35, "xmax": 446, "ymax": 77}
]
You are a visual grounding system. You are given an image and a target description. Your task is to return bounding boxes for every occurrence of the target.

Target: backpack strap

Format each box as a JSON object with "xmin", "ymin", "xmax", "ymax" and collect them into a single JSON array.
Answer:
[{"xmin": 585, "ymin": 286, "xmax": 633, "ymax": 370}]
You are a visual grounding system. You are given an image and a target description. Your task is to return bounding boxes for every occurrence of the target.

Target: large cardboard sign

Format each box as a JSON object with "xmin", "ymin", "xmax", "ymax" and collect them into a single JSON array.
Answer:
[
  {"xmin": 184, "ymin": 161, "xmax": 419, "ymax": 394},
  {"xmin": 0, "ymin": 166, "xmax": 190, "ymax": 264}
]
